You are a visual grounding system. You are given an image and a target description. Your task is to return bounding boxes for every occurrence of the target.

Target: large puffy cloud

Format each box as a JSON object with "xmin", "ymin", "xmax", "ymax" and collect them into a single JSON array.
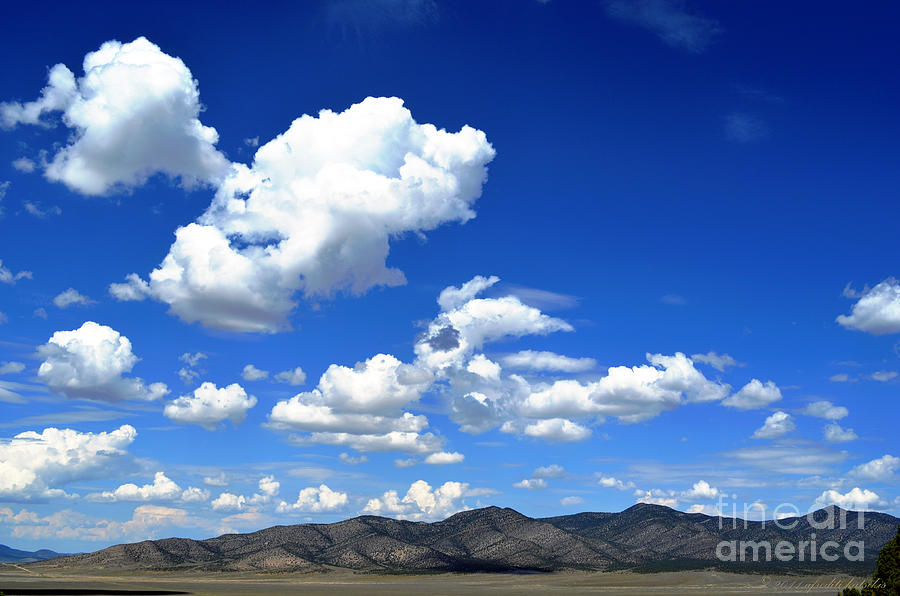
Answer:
[
  {"xmin": 0, "ymin": 425, "xmax": 136, "ymax": 500},
  {"xmin": 276, "ymin": 484, "xmax": 348, "ymax": 513},
  {"xmin": 813, "ymin": 487, "xmax": 884, "ymax": 510},
  {"xmin": 113, "ymin": 96, "xmax": 495, "ymax": 333},
  {"xmin": 163, "ymin": 382, "xmax": 257, "ymax": 430},
  {"xmin": 37, "ymin": 322, "xmax": 169, "ymax": 402},
  {"xmin": 362, "ymin": 480, "xmax": 469, "ymax": 521},
  {"xmin": 837, "ymin": 278, "xmax": 900, "ymax": 335},
  {"xmin": 268, "ymin": 354, "xmax": 436, "ymax": 452},
  {"xmin": 721, "ymin": 379, "xmax": 782, "ymax": 410},
  {"xmin": 517, "ymin": 352, "xmax": 728, "ymax": 424},
  {"xmin": 850, "ymin": 455, "xmax": 900, "ymax": 482},
  {"xmin": 0, "ymin": 37, "xmax": 229, "ymax": 195}
]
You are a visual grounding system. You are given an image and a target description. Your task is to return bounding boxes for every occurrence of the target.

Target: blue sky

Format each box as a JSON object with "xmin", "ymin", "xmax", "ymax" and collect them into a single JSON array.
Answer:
[{"xmin": 1, "ymin": 0, "xmax": 899, "ymax": 552}]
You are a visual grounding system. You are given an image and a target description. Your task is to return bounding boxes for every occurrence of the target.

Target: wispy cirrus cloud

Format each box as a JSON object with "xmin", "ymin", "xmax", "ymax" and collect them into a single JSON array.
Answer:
[{"xmin": 605, "ymin": 0, "xmax": 722, "ymax": 53}]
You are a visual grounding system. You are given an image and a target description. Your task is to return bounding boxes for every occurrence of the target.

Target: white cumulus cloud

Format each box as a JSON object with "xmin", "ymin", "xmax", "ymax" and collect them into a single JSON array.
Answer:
[
  {"xmin": 837, "ymin": 278, "xmax": 900, "ymax": 335},
  {"xmin": 241, "ymin": 364, "xmax": 269, "ymax": 381},
  {"xmin": 115, "ymin": 96, "xmax": 495, "ymax": 333},
  {"xmin": 513, "ymin": 478, "xmax": 547, "ymax": 490},
  {"xmin": 721, "ymin": 379, "xmax": 782, "ymax": 410},
  {"xmin": 276, "ymin": 484, "xmax": 348, "ymax": 513},
  {"xmin": 275, "ymin": 366, "xmax": 307, "ymax": 385},
  {"xmin": 0, "ymin": 37, "xmax": 229, "ymax": 195},
  {"xmin": 164, "ymin": 382, "xmax": 257, "ymax": 430},
  {"xmin": 824, "ymin": 423, "xmax": 858, "ymax": 443},
  {"xmin": 813, "ymin": 487, "xmax": 884, "ymax": 510},
  {"xmin": 52, "ymin": 288, "xmax": 93, "ymax": 308},
  {"xmin": 521, "ymin": 418, "xmax": 591, "ymax": 442},
  {"xmin": 0, "ymin": 425, "xmax": 136, "ymax": 500},
  {"xmin": 803, "ymin": 400, "xmax": 848, "ymax": 420},
  {"xmin": 598, "ymin": 476, "xmax": 635, "ymax": 491},
  {"xmin": 424, "ymin": 451, "xmax": 464, "ymax": 465},
  {"xmin": 37, "ymin": 322, "xmax": 169, "ymax": 402},
  {"xmin": 850, "ymin": 455, "xmax": 900, "ymax": 482},
  {"xmin": 519, "ymin": 352, "xmax": 729, "ymax": 424},
  {"xmin": 752, "ymin": 411, "xmax": 794, "ymax": 439},
  {"xmin": 268, "ymin": 353, "xmax": 436, "ymax": 452},
  {"xmin": 362, "ymin": 480, "xmax": 469, "ymax": 521},
  {"xmin": 89, "ymin": 472, "xmax": 205, "ymax": 503}
]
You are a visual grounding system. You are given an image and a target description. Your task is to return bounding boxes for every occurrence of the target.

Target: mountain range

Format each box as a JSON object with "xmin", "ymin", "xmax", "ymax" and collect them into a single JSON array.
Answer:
[
  {"xmin": 0, "ymin": 544, "xmax": 70, "ymax": 564},
  {"xmin": 28, "ymin": 504, "xmax": 900, "ymax": 574}
]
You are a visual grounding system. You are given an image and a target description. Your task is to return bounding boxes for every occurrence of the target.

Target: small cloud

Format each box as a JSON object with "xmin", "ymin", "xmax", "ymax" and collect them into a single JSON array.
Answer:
[
  {"xmin": 598, "ymin": 476, "xmax": 636, "ymax": 491},
  {"xmin": 339, "ymin": 452, "xmax": 368, "ymax": 465},
  {"xmin": 12, "ymin": 157, "xmax": 36, "ymax": 173},
  {"xmin": 560, "ymin": 496, "xmax": 585, "ymax": 507},
  {"xmin": 0, "ymin": 361, "xmax": 26, "ymax": 375},
  {"xmin": 0, "ymin": 260, "xmax": 32, "ymax": 284},
  {"xmin": 424, "ymin": 451, "xmax": 464, "ymax": 465},
  {"xmin": 829, "ymin": 373, "xmax": 857, "ymax": 383},
  {"xmin": 803, "ymin": 400, "xmax": 848, "ymax": 420},
  {"xmin": 869, "ymin": 371, "xmax": 898, "ymax": 382},
  {"xmin": 532, "ymin": 464, "xmax": 566, "ymax": 479},
  {"xmin": 33, "ymin": 307, "xmax": 48, "ymax": 319},
  {"xmin": 824, "ymin": 423, "xmax": 858, "ymax": 443},
  {"xmin": 513, "ymin": 478, "xmax": 547, "ymax": 490},
  {"xmin": 725, "ymin": 112, "xmax": 769, "ymax": 143},
  {"xmin": 275, "ymin": 366, "xmax": 307, "ymax": 385},
  {"xmin": 660, "ymin": 294, "xmax": 686, "ymax": 305},
  {"xmin": 53, "ymin": 288, "xmax": 94, "ymax": 308},
  {"xmin": 179, "ymin": 352, "xmax": 207, "ymax": 367},
  {"xmin": 751, "ymin": 411, "xmax": 795, "ymax": 440},
  {"xmin": 23, "ymin": 201, "xmax": 62, "ymax": 218},
  {"xmin": 691, "ymin": 351, "xmax": 743, "ymax": 372},
  {"xmin": 203, "ymin": 472, "xmax": 228, "ymax": 487},
  {"xmin": 243, "ymin": 137, "xmax": 259, "ymax": 148},
  {"xmin": 241, "ymin": 364, "xmax": 269, "ymax": 381},
  {"xmin": 394, "ymin": 458, "xmax": 417, "ymax": 468}
]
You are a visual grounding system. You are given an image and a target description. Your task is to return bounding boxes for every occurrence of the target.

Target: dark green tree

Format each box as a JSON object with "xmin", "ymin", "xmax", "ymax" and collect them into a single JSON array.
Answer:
[
  {"xmin": 840, "ymin": 525, "xmax": 900, "ymax": 596},
  {"xmin": 872, "ymin": 524, "xmax": 900, "ymax": 595}
]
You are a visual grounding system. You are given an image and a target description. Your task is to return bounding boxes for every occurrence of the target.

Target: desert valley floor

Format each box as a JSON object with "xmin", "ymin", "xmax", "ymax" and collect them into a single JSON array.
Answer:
[{"xmin": 0, "ymin": 566, "xmax": 872, "ymax": 596}]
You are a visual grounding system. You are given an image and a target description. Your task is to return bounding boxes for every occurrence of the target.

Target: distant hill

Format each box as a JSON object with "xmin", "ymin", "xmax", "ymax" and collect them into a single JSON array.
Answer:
[
  {"xmin": 0, "ymin": 543, "xmax": 69, "ymax": 563},
  {"xmin": 29, "ymin": 504, "xmax": 899, "ymax": 574}
]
